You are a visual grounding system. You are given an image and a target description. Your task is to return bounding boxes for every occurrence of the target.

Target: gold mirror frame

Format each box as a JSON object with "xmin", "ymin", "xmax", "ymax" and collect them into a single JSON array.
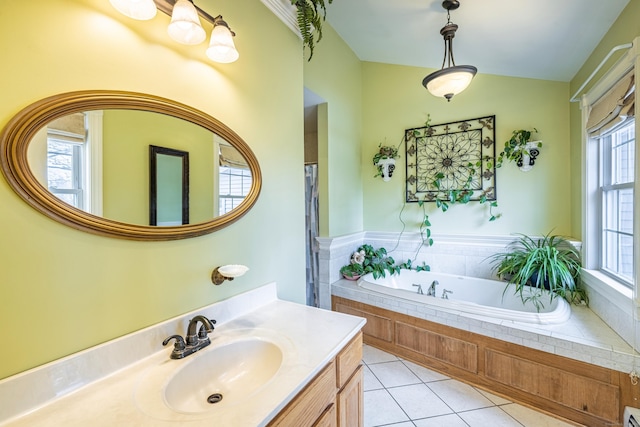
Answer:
[{"xmin": 0, "ymin": 90, "xmax": 262, "ymax": 240}]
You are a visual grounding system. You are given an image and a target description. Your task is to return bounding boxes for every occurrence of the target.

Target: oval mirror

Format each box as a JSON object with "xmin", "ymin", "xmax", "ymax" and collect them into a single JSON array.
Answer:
[{"xmin": 0, "ymin": 91, "xmax": 261, "ymax": 240}]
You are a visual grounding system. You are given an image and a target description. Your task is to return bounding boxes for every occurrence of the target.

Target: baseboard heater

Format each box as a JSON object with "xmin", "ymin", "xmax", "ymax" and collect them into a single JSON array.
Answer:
[{"xmin": 625, "ymin": 407, "xmax": 640, "ymax": 427}]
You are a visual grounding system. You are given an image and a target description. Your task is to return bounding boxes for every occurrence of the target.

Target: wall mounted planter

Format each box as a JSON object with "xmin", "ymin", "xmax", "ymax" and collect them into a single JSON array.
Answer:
[
  {"xmin": 377, "ymin": 157, "xmax": 396, "ymax": 182},
  {"xmin": 518, "ymin": 141, "xmax": 542, "ymax": 172}
]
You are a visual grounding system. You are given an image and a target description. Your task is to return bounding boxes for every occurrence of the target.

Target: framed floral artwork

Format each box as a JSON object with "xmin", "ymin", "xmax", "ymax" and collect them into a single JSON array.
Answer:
[{"xmin": 405, "ymin": 115, "xmax": 497, "ymax": 204}]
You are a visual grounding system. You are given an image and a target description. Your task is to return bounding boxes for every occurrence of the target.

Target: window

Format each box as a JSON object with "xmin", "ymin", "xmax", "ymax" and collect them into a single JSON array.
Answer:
[
  {"xmin": 47, "ymin": 130, "xmax": 87, "ymax": 210},
  {"xmin": 584, "ymin": 68, "xmax": 635, "ymax": 290},
  {"xmin": 218, "ymin": 166, "xmax": 252, "ymax": 215},
  {"xmin": 599, "ymin": 120, "xmax": 635, "ymax": 285}
]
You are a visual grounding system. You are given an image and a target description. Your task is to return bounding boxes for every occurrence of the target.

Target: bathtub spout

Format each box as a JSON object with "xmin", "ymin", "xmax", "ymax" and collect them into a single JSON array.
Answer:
[
  {"xmin": 427, "ymin": 280, "xmax": 438, "ymax": 297},
  {"xmin": 412, "ymin": 284, "xmax": 424, "ymax": 295}
]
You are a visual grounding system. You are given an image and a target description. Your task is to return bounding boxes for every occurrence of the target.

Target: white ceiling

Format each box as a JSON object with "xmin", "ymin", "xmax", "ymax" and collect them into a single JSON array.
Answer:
[{"xmin": 325, "ymin": 0, "xmax": 630, "ymax": 82}]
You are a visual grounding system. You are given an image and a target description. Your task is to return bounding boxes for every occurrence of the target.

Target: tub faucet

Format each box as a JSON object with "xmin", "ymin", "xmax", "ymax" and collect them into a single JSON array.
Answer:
[
  {"xmin": 412, "ymin": 284, "xmax": 424, "ymax": 295},
  {"xmin": 162, "ymin": 315, "xmax": 217, "ymax": 359},
  {"xmin": 442, "ymin": 289, "xmax": 453, "ymax": 299},
  {"xmin": 427, "ymin": 280, "xmax": 438, "ymax": 297}
]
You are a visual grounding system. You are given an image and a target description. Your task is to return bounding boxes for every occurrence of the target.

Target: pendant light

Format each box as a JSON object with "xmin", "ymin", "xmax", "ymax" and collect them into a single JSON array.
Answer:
[
  {"xmin": 422, "ymin": 0, "xmax": 477, "ymax": 101},
  {"xmin": 109, "ymin": 0, "xmax": 157, "ymax": 20},
  {"xmin": 167, "ymin": 0, "xmax": 206, "ymax": 45}
]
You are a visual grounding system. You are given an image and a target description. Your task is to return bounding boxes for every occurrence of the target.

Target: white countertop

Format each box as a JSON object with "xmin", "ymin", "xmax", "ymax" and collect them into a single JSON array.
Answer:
[{"xmin": 0, "ymin": 283, "xmax": 365, "ymax": 426}]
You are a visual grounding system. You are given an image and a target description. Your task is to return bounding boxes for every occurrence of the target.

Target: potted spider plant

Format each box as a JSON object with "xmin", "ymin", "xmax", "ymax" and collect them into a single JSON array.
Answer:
[{"xmin": 487, "ymin": 232, "xmax": 587, "ymax": 308}]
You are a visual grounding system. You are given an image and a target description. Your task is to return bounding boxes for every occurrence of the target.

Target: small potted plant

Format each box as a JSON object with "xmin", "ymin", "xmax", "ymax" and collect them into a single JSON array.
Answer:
[
  {"xmin": 373, "ymin": 144, "xmax": 399, "ymax": 181},
  {"xmin": 340, "ymin": 244, "xmax": 400, "ymax": 280},
  {"xmin": 486, "ymin": 232, "xmax": 587, "ymax": 309},
  {"xmin": 496, "ymin": 128, "xmax": 542, "ymax": 172}
]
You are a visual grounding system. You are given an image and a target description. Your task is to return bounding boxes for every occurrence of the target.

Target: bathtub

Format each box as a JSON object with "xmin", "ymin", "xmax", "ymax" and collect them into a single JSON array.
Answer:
[{"xmin": 356, "ymin": 270, "xmax": 571, "ymax": 325}]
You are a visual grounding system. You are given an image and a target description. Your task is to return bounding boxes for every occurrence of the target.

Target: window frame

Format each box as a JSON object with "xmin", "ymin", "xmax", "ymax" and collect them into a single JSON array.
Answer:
[
  {"xmin": 597, "ymin": 119, "xmax": 635, "ymax": 286},
  {"xmin": 218, "ymin": 164, "xmax": 252, "ymax": 216},
  {"xmin": 47, "ymin": 130, "xmax": 87, "ymax": 211},
  {"xmin": 581, "ymin": 46, "xmax": 639, "ymax": 307}
]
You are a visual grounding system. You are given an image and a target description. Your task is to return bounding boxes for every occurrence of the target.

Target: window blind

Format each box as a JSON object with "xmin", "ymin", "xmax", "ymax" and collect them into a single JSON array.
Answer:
[{"xmin": 587, "ymin": 71, "xmax": 635, "ymax": 137}]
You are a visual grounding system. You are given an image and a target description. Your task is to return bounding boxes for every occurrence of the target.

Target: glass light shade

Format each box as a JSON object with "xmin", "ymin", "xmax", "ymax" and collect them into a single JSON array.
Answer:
[
  {"xmin": 167, "ymin": 0, "xmax": 206, "ymax": 45},
  {"xmin": 422, "ymin": 65, "xmax": 477, "ymax": 101},
  {"xmin": 206, "ymin": 24, "xmax": 239, "ymax": 63},
  {"xmin": 109, "ymin": 0, "xmax": 157, "ymax": 20}
]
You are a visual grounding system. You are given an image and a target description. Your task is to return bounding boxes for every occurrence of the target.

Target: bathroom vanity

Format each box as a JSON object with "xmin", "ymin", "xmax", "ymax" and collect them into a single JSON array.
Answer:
[
  {"xmin": 268, "ymin": 332, "xmax": 363, "ymax": 426},
  {"xmin": 0, "ymin": 283, "xmax": 365, "ymax": 426}
]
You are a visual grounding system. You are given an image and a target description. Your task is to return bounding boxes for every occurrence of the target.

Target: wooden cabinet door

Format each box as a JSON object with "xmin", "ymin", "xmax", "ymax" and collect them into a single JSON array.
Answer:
[
  {"xmin": 269, "ymin": 360, "xmax": 336, "ymax": 427},
  {"xmin": 337, "ymin": 365, "xmax": 363, "ymax": 427},
  {"xmin": 313, "ymin": 402, "xmax": 337, "ymax": 427}
]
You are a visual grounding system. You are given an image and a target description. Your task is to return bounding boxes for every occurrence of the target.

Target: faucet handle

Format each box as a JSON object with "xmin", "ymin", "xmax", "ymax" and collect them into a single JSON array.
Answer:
[
  {"xmin": 162, "ymin": 335, "xmax": 186, "ymax": 351},
  {"xmin": 198, "ymin": 319, "xmax": 217, "ymax": 338}
]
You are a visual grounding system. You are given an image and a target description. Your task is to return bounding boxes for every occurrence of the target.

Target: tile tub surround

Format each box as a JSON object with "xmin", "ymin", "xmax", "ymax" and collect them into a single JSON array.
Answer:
[
  {"xmin": 0, "ymin": 282, "xmax": 365, "ymax": 426},
  {"xmin": 318, "ymin": 232, "xmax": 526, "ymax": 310},
  {"xmin": 332, "ymin": 279, "xmax": 639, "ymax": 376},
  {"xmin": 318, "ymin": 231, "xmax": 633, "ymax": 349}
]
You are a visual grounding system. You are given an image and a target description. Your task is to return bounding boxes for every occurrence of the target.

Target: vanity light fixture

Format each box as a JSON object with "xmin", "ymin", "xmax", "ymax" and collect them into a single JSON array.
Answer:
[
  {"xmin": 422, "ymin": 0, "xmax": 476, "ymax": 101},
  {"xmin": 211, "ymin": 264, "xmax": 249, "ymax": 285},
  {"xmin": 109, "ymin": 0, "xmax": 239, "ymax": 63}
]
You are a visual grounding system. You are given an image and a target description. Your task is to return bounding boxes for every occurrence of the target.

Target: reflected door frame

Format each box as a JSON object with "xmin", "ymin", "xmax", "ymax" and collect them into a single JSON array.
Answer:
[{"xmin": 149, "ymin": 145, "xmax": 189, "ymax": 226}]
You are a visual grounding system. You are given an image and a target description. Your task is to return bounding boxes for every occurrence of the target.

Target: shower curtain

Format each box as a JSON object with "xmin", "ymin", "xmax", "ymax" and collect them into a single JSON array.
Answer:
[{"xmin": 304, "ymin": 164, "xmax": 319, "ymax": 307}]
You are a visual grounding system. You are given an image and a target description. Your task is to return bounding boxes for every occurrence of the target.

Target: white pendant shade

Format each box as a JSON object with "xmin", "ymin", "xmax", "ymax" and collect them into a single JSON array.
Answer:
[
  {"xmin": 422, "ymin": 1, "xmax": 476, "ymax": 101},
  {"xmin": 167, "ymin": 0, "xmax": 206, "ymax": 45},
  {"xmin": 206, "ymin": 24, "xmax": 239, "ymax": 63},
  {"xmin": 109, "ymin": 0, "xmax": 157, "ymax": 20},
  {"xmin": 423, "ymin": 65, "xmax": 477, "ymax": 101}
]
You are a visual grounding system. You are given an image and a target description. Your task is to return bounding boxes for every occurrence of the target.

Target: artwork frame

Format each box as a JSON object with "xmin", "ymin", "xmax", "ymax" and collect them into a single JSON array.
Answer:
[{"xmin": 405, "ymin": 115, "xmax": 497, "ymax": 204}]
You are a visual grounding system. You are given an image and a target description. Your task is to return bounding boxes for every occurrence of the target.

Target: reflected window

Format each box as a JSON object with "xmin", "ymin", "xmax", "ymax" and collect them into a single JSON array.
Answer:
[
  {"xmin": 218, "ymin": 165, "xmax": 251, "ymax": 215},
  {"xmin": 47, "ymin": 126, "xmax": 87, "ymax": 210},
  {"xmin": 218, "ymin": 142, "xmax": 250, "ymax": 215}
]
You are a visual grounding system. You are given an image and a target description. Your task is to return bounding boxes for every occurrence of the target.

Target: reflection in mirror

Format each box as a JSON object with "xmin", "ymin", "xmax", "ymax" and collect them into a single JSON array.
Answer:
[
  {"xmin": 28, "ymin": 111, "xmax": 104, "ymax": 216},
  {"xmin": 1, "ymin": 91, "xmax": 262, "ymax": 240},
  {"xmin": 26, "ymin": 109, "xmax": 253, "ymax": 226},
  {"xmin": 218, "ymin": 140, "xmax": 252, "ymax": 216},
  {"xmin": 150, "ymin": 145, "xmax": 189, "ymax": 226}
]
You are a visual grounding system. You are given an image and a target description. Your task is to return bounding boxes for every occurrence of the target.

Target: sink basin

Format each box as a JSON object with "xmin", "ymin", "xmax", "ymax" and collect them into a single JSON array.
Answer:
[
  {"xmin": 163, "ymin": 338, "xmax": 283, "ymax": 414},
  {"xmin": 135, "ymin": 337, "xmax": 288, "ymax": 419}
]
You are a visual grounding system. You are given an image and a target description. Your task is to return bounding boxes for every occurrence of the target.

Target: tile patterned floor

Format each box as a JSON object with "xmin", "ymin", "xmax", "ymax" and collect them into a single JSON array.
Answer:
[{"xmin": 362, "ymin": 344, "xmax": 580, "ymax": 427}]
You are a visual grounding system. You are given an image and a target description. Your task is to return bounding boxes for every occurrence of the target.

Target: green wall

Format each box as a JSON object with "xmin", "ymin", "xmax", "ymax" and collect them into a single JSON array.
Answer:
[
  {"xmin": 361, "ymin": 63, "xmax": 572, "ymax": 237},
  {"xmin": 103, "ymin": 110, "xmax": 214, "ymax": 225},
  {"xmin": 0, "ymin": 0, "xmax": 306, "ymax": 379},
  {"xmin": 569, "ymin": 0, "xmax": 640, "ymax": 239},
  {"xmin": 304, "ymin": 24, "xmax": 364, "ymax": 237}
]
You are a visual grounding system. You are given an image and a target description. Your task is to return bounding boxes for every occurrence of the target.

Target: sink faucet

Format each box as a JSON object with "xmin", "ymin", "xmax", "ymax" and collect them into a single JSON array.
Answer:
[
  {"xmin": 427, "ymin": 280, "xmax": 438, "ymax": 297},
  {"xmin": 163, "ymin": 316, "xmax": 217, "ymax": 359}
]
